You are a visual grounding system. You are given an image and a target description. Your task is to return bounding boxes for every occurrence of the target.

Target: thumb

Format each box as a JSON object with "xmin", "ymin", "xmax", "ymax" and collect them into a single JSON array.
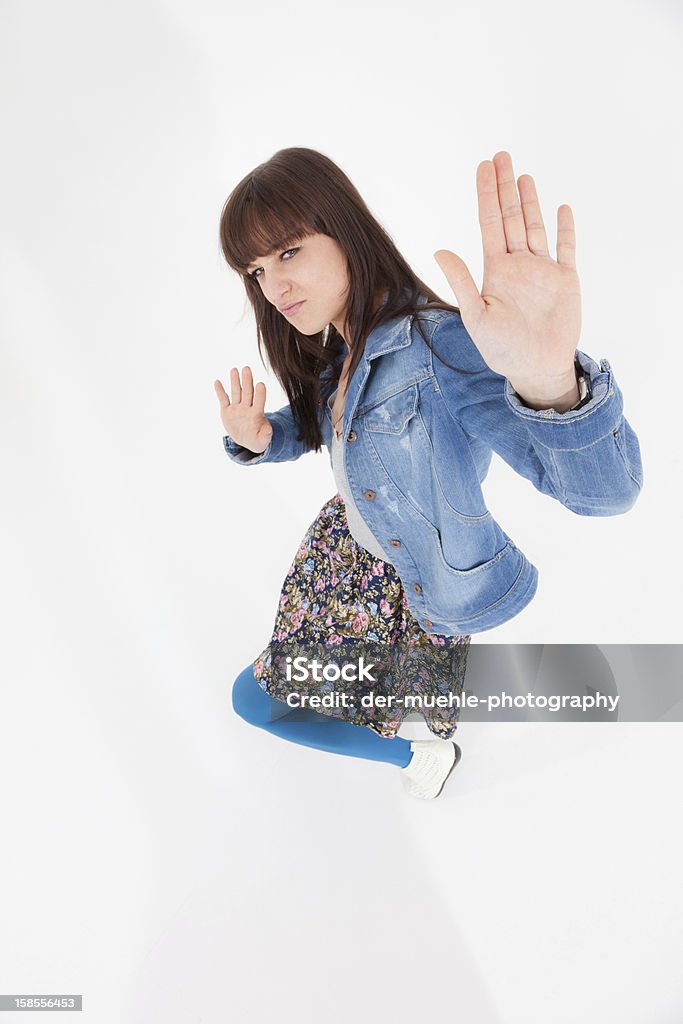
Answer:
[{"xmin": 434, "ymin": 249, "xmax": 483, "ymax": 320}]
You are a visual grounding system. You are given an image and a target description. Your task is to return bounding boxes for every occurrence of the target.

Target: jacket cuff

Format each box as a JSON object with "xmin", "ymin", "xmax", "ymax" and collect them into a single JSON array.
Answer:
[{"xmin": 504, "ymin": 350, "xmax": 622, "ymax": 451}]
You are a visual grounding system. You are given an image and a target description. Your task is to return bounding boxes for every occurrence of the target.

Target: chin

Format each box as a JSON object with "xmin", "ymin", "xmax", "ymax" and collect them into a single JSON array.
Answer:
[{"xmin": 296, "ymin": 317, "xmax": 325, "ymax": 336}]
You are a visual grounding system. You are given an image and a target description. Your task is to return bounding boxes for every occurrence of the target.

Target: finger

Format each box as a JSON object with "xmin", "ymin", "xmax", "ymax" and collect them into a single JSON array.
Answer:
[
  {"xmin": 241, "ymin": 365, "xmax": 254, "ymax": 405},
  {"xmin": 214, "ymin": 379, "xmax": 230, "ymax": 407},
  {"xmin": 492, "ymin": 151, "xmax": 529, "ymax": 253},
  {"xmin": 517, "ymin": 174, "xmax": 550, "ymax": 256},
  {"xmin": 556, "ymin": 204, "xmax": 576, "ymax": 269},
  {"xmin": 434, "ymin": 249, "xmax": 485, "ymax": 322},
  {"xmin": 476, "ymin": 160, "xmax": 507, "ymax": 257},
  {"xmin": 253, "ymin": 380, "xmax": 267, "ymax": 417},
  {"xmin": 230, "ymin": 367, "xmax": 242, "ymax": 405}
]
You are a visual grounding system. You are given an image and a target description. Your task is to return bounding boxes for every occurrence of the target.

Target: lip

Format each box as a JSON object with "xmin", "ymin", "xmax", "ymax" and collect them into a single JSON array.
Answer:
[{"xmin": 280, "ymin": 300, "xmax": 305, "ymax": 316}]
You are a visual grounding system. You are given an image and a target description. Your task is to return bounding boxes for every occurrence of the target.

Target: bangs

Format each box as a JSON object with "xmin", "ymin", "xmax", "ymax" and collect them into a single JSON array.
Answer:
[{"xmin": 221, "ymin": 175, "xmax": 324, "ymax": 273}]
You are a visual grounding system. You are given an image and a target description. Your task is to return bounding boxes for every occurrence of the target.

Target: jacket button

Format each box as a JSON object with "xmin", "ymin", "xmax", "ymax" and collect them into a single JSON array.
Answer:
[
  {"xmin": 413, "ymin": 583, "xmax": 422, "ymax": 594},
  {"xmin": 389, "ymin": 538, "xmax": 401, "ymax": 548},
  {"xmin": 424, "ymin": 619, "xmax": 433, "ymax": 629},
  {"xmin": 347, "ymin": 430, "xmax": 357, "ymax": 442},
  {"xmin": 364, "ymin": 489, "xmax": 376, "ymax": 500}
]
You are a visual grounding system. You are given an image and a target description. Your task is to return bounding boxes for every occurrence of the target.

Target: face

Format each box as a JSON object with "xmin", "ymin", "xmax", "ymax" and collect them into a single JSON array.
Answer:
[{"xmin": 245, "ymin": 232, "xmax": 352, "ymax": 342}]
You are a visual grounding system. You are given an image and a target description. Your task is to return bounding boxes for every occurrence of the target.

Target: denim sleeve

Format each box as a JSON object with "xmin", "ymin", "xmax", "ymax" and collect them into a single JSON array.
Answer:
[
  {"xmin": 430, "ymin": 314, "xmax": 644, "ymax": 516},
  {"xmin": 222, "ymin": 401, "xmax": 313, "ymax": 465}
]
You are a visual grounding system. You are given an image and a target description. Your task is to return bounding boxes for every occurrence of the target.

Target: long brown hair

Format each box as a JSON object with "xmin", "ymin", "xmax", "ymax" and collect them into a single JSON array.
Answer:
[{"xmin": 219, "ymin": 147, "xmax": 479, "ymax": 453}]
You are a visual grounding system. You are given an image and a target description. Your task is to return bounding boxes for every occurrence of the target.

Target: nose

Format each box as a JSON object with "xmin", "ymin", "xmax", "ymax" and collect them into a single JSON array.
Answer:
[{"xmin": 260, "ymin": 265, "xmax": 295, "ymax": 308}]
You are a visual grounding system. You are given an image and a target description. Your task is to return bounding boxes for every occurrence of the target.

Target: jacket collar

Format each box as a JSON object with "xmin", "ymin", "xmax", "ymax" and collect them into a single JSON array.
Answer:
[
  {"xmin": 360, "ymin": 289, "xmax": 431, "ymax": 363},
  {"xmin": 362, "ymin": 311, "xmax": 414, "ymax": 364},
  {"xmin": 337, "ymin": 301, "xmax": 426, "ymax": 436}
]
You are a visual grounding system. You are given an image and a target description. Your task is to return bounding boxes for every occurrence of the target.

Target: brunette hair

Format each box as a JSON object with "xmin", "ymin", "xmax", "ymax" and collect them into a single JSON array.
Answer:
[{"xmin": 219, "ymin": 146, "xmax": 477, "ymax": 453}]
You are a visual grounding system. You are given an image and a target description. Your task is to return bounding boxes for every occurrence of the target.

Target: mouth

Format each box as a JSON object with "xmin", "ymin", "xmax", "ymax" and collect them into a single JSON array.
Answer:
[{"xmin": 280, "ymin": 301, "xmax": 305, "ymax": 316}]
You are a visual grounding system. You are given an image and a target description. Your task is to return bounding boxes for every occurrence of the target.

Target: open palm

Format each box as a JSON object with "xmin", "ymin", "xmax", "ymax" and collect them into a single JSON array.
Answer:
[{"xmin": 434, "ymin": 151, "xmax": 581, "ymax": 391}]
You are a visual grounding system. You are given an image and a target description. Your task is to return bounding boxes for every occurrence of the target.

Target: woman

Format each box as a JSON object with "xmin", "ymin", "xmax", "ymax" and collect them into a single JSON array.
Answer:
[{"xmin": 214, "ymin": 147, "xmax": 643, "ymax": 799}]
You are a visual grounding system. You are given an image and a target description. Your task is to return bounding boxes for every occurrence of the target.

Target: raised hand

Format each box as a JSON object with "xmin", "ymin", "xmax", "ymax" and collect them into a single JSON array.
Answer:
[
  {"xmin": 434, "ymin": 151, "xmax": 582, "ymax": 408},
  {"xmin": 214, "ymin": 366, "xmax": 273, "ymax": 454}
]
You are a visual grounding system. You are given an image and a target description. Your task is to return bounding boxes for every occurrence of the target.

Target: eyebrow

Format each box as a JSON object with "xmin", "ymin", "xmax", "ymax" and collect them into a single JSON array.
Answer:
[{"xmin": 245, "ymin": 234, "xmax": 303, "ymax": 272}]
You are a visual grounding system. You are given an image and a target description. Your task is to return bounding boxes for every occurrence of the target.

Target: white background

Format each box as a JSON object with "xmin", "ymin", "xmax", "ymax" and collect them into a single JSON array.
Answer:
[{"xmin": 1, "ymin": 1, "xmax": 682, "ymax": 1021}]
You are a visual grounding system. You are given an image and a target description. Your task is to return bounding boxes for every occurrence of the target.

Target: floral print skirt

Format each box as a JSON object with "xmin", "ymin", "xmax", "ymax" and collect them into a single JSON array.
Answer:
[{"xmin": 253, "ymin": 493, "xmax": 471, "ymax": 740}]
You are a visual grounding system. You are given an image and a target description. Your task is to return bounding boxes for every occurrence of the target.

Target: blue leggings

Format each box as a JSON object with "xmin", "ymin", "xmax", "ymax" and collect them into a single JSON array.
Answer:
[{"xmin": 231, "ymin": 663, "xmax": 413, "ymax": 768}]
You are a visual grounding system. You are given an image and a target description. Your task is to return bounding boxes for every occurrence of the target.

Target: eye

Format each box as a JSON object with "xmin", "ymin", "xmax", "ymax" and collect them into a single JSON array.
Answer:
[{"xmin": 246, "ymin": 247, "xmax": 299, "ymax": 281}]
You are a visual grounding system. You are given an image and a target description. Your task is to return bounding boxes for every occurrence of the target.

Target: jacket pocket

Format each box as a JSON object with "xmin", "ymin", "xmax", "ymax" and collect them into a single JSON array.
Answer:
[
  {"xmin": 363, "ymin": 384, "xmax": 419, "ymax": 434},
  {"xmin": 425, "ymin": 526, "xmax": 533, "ymax": 628},
  {"xmin": 434, "ymin": 529, "xmax": 514, "ymax": 578}
]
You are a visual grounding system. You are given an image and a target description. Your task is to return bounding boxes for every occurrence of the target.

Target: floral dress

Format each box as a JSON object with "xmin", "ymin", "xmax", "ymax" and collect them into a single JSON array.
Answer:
[{"xmin": 253, "ymin": 493, "xmax": 471, "ymax": 740}]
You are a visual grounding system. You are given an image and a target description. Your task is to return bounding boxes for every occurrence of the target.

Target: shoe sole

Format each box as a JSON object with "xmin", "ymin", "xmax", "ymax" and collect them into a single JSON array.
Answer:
[{"xmin": 432, "ymin": 741, "xmax": 462, "ymax": 799}]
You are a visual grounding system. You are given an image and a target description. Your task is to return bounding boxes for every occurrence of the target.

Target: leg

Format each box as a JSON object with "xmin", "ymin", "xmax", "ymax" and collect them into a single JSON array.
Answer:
[{"xmin": 232, "ymin": 663, "xmax": 413, "ymax": 768}]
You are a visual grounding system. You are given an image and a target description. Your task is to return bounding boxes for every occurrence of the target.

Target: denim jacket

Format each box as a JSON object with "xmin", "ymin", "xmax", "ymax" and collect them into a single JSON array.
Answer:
[{"xmin": 223, "ymin": 306, "xmax": 643, "ymax": 635}]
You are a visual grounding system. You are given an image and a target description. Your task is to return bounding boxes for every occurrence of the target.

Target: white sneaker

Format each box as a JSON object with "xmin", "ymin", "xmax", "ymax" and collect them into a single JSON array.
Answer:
[{"xmin": 399, "ymin": 739, "xmax": 461, "ymax": 799}]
